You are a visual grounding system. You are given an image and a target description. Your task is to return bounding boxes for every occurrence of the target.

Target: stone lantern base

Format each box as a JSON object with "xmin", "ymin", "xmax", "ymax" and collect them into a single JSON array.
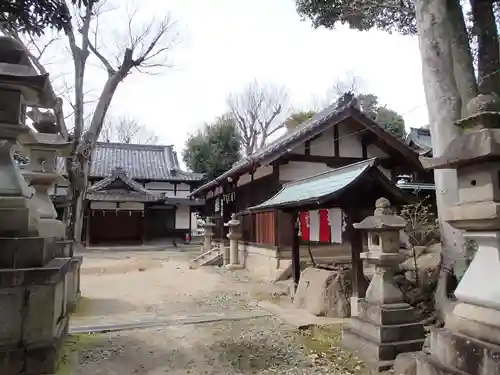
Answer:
[
  {"xmin": 342, "ymin": 299, "xmax": 425, "ymax": 371},
  {"xmin": 0, "ymin": 237, "xmax": 71, "ymax": 375}
]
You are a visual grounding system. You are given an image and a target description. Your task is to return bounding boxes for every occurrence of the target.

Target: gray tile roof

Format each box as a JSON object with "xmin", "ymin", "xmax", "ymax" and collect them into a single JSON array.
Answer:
[
  {"xmin": 59, "ymin": 142, "xmax": 204, "ymax": 182},
  {"xmin": 191, "ymin": 100, "xmax": 421, "ymax": 197},
  {"xmin": 86, "ymin": 167, "xmax": 164, "ymax": 202}
]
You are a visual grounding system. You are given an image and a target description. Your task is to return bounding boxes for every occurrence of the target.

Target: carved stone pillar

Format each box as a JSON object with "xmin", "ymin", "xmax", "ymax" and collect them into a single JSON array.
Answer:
[{"xmin": 226, "ymin": 214, "xmax": 242, "ymax": 269}]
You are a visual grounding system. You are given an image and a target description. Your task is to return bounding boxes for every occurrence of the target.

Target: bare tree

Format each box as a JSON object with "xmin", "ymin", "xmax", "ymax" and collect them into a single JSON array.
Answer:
[
  {"xmin": 100, "ymin": 116, "xmax": 158, "ymax": 144},
  {"xmin": 328, "ymin": 71, "xmax": 365, "ymax": 101},
  {"xmin": 5, "ymin": 0, "xmax": 179, "ymax": 243},
  {"xmin": 227, "ymin": 80, "xmax": 290, "ymax": 156}
]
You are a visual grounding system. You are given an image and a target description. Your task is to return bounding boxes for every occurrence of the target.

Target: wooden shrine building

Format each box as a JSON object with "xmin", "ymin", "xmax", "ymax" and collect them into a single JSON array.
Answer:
[
  {"xmin": 190, "ymin": 100, "xmax": 432, "ymax": 280},
  {"xmin": 54, "ymin": 142, "xmax": 205, "ymax": 245}
]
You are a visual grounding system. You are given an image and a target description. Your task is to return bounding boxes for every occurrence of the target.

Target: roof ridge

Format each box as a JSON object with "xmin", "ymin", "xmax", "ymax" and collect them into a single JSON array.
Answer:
[{"xmin": 96, "ymin": 142, "xmax": 173, "ymax": 149}]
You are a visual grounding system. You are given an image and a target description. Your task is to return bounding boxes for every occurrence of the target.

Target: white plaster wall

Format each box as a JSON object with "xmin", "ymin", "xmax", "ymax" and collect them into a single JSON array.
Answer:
[
  {"xmin": 176, "ymin": 205, "xmax": 190, "ymax": 229},
  {"xmin": 253, "ymin": 165, "xmax": 273, "ymax": 179},
  {"xmin": 310, "ymin": 132, "xmax": 334, "ymax": 156},
  {"xmin": 279, "ymin": 162, "xmax": 332, "ymax": 182},
  {"xmin": 338, "ymin": 123, "xmax": 363, "ymax": 157},
  {"xmin": 367, "ymin": 144, "xmax": 389, "ymax": 159},
  {"xmin": 237, "ymin": 173, "xmax": 252, "ymax": 187},
  {"xmin": 177, "ymin": 183, "xmax": 190, "ymax": 191}
]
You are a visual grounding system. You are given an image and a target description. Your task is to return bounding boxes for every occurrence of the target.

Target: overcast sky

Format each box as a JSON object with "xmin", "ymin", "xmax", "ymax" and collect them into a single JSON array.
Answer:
[{"xmin": 47, "ymin": 0, "xmax": 429, "ymax": 155}]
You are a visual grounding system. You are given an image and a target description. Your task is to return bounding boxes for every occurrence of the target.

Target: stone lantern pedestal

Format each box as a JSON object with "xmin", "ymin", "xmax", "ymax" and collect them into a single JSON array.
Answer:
[
  {"xmin": 342, "ymin": 198, "xmax": 425, "ymax": 372},
  {"xmin": 0, "ymin": 36, "xmax": 71, "ymax": 375},
  {"xmin": 202, "ymin": 216, "xmax": 216, "ymax": 254},
  {"xmin": 225, "ymin": 214, "xmax": 243, "ymax": 270},
  {"xmin": 414, "ymin": 93, "xmax": 500, "ymax": 375}
]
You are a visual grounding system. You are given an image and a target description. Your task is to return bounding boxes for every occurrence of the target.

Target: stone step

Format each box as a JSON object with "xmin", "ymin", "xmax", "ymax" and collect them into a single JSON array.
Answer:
[
  {"xmin": 342, "ymin": 327, "xmax": 424, "ymax": 371},
  {"xmin": 416, "ymin": 352, "xmax": 471, "ymax": 375},
  {"xmin": 429, "ymin": 327, "xmax": 500, "ymax": 375},
  {"xmin": 189, "ymin": 248, "xmax": 222, "ymax": 269},
  {"xmin": 348, "ymin": 316, "xmax": 425, "ymax": 343}
]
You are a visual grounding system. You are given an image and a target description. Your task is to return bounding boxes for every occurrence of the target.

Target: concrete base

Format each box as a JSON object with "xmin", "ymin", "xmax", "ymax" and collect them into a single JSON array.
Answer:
[{"xmin": 342, "ymin": 300, "xmax": 425, "ymax": 372}]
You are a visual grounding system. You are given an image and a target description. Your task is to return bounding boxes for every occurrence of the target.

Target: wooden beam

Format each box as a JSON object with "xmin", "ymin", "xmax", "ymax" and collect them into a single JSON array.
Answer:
[
  {"xmin": 281, "ymin": 154, "xmax": 364, "ymax": 164},
  {"xmin": 291, "ymin": 211, "xmax": 301, "ymax": 291},
  {"xmin": 333, "ymin": 125, "xmax": 340, "ymax": 156}
]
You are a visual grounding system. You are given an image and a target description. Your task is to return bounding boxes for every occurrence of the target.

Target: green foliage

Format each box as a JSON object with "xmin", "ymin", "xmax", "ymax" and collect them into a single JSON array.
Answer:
[
  {"xmin": 375, "ymin": 106, "xmax": 406, "ymax": 138},
  {"xmin": 0, "ymin": 0, "xmax": 98, "ymax": 36},
  {"xmin": 284, "ymin": 110, "xmax": 316, "ymax": 132},
  {"xmin": 182, "ymin": 114, "xmax": 241, "ymax": 180},
  {"xmin": 400, "ymin": 198, "xmax": 440, "ymax": 247},
  {"xmin": 352, "ymin": 93, "xmax": 406, "ymax": 139},
  {"xmin": 295, "ymin": 0, "xmax": 417, "ymax": 35}
]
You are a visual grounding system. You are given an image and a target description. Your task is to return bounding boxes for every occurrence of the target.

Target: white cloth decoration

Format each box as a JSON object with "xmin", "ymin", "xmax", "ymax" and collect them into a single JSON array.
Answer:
[
  {"xmin": 309, "ymin": 210, "xmax": 320, "ymax": 242},
  {"xmin": 328, "ymin": 208, "xmax": 343, "ymax": 244}
]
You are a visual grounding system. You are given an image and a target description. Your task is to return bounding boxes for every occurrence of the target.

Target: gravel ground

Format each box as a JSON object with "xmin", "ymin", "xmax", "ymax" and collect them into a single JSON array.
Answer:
[
  {"xmin": 71, "ymin": 317, "xmax": 349, "ymax": 375},
  {"xmin": 66, "ymin": 248, "xmax": 361, "ymax": 375}
]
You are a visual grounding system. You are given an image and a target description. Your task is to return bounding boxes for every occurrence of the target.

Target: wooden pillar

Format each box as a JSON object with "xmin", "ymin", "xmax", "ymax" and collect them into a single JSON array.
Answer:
[
  {"xmin": 172, "ymin": 205, "xmax": 177, "ymax": 247},
  {"xmin": 291, "ymin": 211, "xmax": 301, "ymax": 290},
  {"xmin": 142, "ymin": 207, "xmax": 147, "ymax": 244},
  {"xmin": 347, "ymin": 211, "xmax": 368, "ymax": 299},
  {"xmin": 188, "ymin": 206, "xmax": 192, "ymax": 243},
  {"xmin": 84, "ymin": 211, "xmax": 91, "ymax": 246}
]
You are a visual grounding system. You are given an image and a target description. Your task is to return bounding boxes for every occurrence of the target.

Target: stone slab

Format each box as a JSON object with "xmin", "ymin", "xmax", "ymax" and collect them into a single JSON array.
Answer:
[
  {"xmin": 0, "ymin": 287, "xmax": 24, "ymax": 346},
  {"xmin": 429, "ymin": 327, "xmax": 500, "ymax": 375},
  {"xmin": 358, "ymin": 299, "xmax": 418, "ymax": 325},
  {"xmin": 0, "ymin": 257, "xmax": 71, "ymax": 288},
  {"xmin": 348, "ymin": 316, "xmax": 425, "ymax": 343},
  {"xmin": 342, "ymin": 327, "xmax": 424, "ymax": 371},
  {"xmin": 293, "ymin": 267, "xmax": 351, "ymax": 318},
  {"xmin": 416, "ymin": 353, "xmax": 470, "ymax": 375},
  {"xmin": 0, "ymin": 237, "xmax": 59, "ymax": 268},
  {"xmin": 453, "ymin": 233, "xmax": 500, "ymax": 310}
]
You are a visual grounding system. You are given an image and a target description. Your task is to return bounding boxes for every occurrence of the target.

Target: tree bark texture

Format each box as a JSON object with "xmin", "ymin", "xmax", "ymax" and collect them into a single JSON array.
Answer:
[{"xmin": 415, "ymin": 0, "xmax": 475, "ymax": 318}]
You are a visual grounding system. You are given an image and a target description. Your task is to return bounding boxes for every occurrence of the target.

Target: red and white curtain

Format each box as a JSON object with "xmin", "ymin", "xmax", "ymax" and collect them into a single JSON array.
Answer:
[{"xmin": 299, "ymin": 208, "xmax": 345, "ymax": 244}]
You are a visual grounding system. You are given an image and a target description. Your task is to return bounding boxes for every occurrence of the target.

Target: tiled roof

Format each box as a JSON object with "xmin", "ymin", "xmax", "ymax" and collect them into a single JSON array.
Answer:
[
  {"xmin": 248, "ymin": 158, "xmax": 406, "ymax": 211},
  {"xmin": 59, "ymin": 142, "xmax": 204, "ymax": 182},
  {"xmin": 86, "ymin": 167, "xmax": 164, "ymax": 202},
  {"xmin": 191, "ymin": 100, "xmax": 421, "ymax": 197}
]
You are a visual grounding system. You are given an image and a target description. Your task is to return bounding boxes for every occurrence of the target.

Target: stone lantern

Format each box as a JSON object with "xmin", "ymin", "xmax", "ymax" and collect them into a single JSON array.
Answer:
[
  {"xmin": 202, "ymin": 216, "xmax": 216, "ymax": 253},
  {"xmin": 0, "ymin": 36, "xmax": 70, "ymax": 375},
  {"xmin": 19, "ymin": 126, "xmax": 70, "ymax": 239},
  {"xmin": 225, "ymin": 213, "xmax": 242, "ymax": 269},
  {"xmin": 415, "ymin": 93, "xmax": 500, "ymax": 375},
  {"xmin": 342, "ymin": 197, "xmax": 425, "ymax": 372}
]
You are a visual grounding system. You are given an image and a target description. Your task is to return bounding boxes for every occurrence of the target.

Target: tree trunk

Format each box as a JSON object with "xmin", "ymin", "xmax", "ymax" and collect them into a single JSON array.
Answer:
[
  {"xmin": 415, "ymin": 0, "xmax": 475, "ymax": 319},
  {"xmin": 447, "ymin": 0, "xmax": 478, "ymax": 110},
  {"xmin": 471, "ymin": 0, "xmax": 500, "ymax": 93}
]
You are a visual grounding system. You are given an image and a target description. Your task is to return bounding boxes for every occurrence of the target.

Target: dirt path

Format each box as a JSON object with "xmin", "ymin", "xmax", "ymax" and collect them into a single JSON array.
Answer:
[{"xmin": 67, "ymin": 249, "xmax": 356, "ymax": 375}]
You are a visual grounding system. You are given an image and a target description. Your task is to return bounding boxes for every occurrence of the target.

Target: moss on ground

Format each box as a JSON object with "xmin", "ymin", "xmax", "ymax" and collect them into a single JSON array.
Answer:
[
  {"xmin": 56, "ymin": 333, "xmax": 100, "ymax": 375},
  {"xmin": 298, "ymin": 325, "xmax": 366, "ymax": 375}
]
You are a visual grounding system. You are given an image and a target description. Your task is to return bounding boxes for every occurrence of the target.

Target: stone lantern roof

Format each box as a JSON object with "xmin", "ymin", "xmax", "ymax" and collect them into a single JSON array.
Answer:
[
  {"xmin": 0, "ymin": 36, "xmax": 56, "ymax": 108},
  {"xmin": 353, "ymin": 197, "xmax": 407, "ymax": 232},
  {"xmin": 421, "ymin": 93, "xmax": 500, "ymax": 170}
]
